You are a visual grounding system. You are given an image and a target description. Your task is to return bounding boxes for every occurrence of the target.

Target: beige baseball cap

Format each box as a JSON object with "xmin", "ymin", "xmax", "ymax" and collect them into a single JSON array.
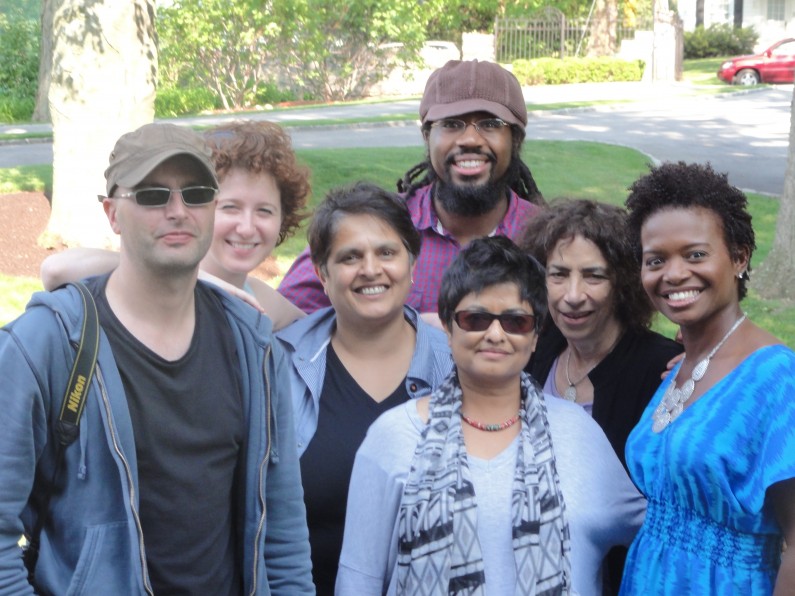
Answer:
[{"xmin": 104, "ymin": 123, "xmax": 218, "ymax": 195}]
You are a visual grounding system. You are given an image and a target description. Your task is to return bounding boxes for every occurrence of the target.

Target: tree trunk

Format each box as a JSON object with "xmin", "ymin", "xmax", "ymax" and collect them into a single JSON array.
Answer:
[
  {"xmin": 32, "ymin": 0, "xmax": 58, "ymax": 123},
  {"xmin": 42, "ymin": 0, "xmax": 157, "ymax": 250},
  {"xmin": 733, "ymin": 0, "xmax": 743, "ymax": 28},
  {"xmin": 755, "ymin": 90, "xmax": 795, "ymax": 300},
  {"xmin": 587, "ymin": 0, "xmax": 618, "ymax": 57},
  {"xmin": 695, "ymin": 0, "xmax": 704, "ymax": 27}
]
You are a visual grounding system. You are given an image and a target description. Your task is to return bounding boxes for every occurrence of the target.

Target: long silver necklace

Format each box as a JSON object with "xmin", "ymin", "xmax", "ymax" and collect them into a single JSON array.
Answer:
[
  {"xmin": 563, "ymin": 349, "xmax": 595, "ymax": 402},
  {"xmin": 563, "ymin": 333, "xmax": 622, "ymax": 402},
  {"xmin": 652, "ymin": 313, "xmax": 746, "ymax": 433}
]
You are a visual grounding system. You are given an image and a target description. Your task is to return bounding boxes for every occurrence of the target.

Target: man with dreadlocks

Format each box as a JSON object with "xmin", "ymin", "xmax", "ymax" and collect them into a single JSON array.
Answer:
[{"xmin": 278, "ymin": 59, "xmax": 544, "ymax": 315}]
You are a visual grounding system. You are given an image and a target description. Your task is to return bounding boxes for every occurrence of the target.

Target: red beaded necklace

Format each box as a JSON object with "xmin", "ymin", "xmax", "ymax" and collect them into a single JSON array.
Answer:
[{"xmin": 461, "ymin": 411, "xmax": 521, "ymax": 432}]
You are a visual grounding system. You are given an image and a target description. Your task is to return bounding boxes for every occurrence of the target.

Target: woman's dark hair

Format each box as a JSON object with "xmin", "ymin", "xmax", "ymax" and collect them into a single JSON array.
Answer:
[
  {"xmin": 519, "ymin": 198, "xmax": 654, "ymax": 331},
  {"xmin": 308, "ymin": 181, "xmax": 422, "ymax": 274},
  {"xmin": 438, "ymin": 235, "xmax": 547, "ymax": 331},
  {"xmin": 626, "ymin": 161, "xmax": 755, "ymax": 300},
  {"xmin": 397, "ymin": 125, "xmax": 545, "ymax": 205},
  {"xmin": 206, "ymin": 120, "xmax": 310, "ymax": 246}
]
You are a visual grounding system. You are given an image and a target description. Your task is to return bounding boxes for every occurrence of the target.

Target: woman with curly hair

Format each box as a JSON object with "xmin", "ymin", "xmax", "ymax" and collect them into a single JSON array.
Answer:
[
  {"xmin": 40, "ymin": 120, "xmax": 310, "ymax": 330},
  {"xmin": 620, "ymin": 162, "xmax": 795, "ymax": 594},
  {"xmin": 519, "ymin": 199, "xmax": 681, "ymax": 594},
  {"xmin": 519, "ymin": 199, "xmax": 682, "ymax": 470}
]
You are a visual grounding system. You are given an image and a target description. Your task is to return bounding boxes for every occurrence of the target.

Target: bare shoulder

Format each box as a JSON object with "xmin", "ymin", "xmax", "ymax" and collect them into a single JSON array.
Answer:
[{"xmin": 742, "ymin": 321, "xmax": 786, "ymax": 353}]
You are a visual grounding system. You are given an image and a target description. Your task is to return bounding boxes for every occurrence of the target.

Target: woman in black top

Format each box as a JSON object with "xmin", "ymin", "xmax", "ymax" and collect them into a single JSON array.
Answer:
[{"xmin": 518, "ymin": 199, "xmax": 682, "ymax": 594}]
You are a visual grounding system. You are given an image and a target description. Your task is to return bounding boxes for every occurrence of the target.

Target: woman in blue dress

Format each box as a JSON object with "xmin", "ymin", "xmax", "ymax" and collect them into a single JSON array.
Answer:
[{"xmin": 620, "ymin": 161, "xmax": 795, "ymax": 594}]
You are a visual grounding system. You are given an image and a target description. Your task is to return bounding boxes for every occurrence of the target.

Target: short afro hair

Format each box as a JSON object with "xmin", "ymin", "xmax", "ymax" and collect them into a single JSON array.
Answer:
[{"xmin": 625, "ymin": 161, "xmax": 755, "ymax": 300}]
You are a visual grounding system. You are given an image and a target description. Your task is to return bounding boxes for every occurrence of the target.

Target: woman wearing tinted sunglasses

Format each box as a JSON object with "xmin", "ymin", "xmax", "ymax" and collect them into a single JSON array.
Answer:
[
  {"xmin": 40, "ymin": 120, "xmax": 309, "ymax": 330},
  {"xmin": 337, "ymin": 236, "xmax": 644, "ymax": 596}
]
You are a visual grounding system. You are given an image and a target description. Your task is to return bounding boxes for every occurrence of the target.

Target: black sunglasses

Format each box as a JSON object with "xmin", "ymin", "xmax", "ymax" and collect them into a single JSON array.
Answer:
[
  {"xmin": 453, "ymin": 310, "xmax": 536, "ymax": 335},
  {"xmin": 98, "ymin": 186, "xmax": 217, "ymax": 208}
]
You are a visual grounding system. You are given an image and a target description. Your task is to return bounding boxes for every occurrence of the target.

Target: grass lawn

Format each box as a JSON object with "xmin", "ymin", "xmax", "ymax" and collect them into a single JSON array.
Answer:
[{"xmin": 1, "ymin": 141, "xmax": 792, "ymax": 347}]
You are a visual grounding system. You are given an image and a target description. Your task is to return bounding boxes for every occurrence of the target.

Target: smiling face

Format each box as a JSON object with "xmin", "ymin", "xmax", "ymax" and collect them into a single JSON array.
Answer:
[
  {"xmin": 105, "ymin": 155, "xmax": 215, "ymax": 277},
  {"xmin": 425, "ymin": 111, "xmax": 514, "ymax": 217},
  {"xmin": 640, "ymin": 207, "xmax": 747, "ymax": 329},
  {"xmin": 201, "ymin": 168, "xmax": 283, "ymax": 288},
  {"xmin": 545, "ymin": 235, "xmax": 621, "ymax": 345},
  {"xmin": 446, "ymin": 282, "xmax": 538, "ymax": 389},
  {"xmin": 317, "ymin": 213, "xmax": 414, "ymax": 328}
]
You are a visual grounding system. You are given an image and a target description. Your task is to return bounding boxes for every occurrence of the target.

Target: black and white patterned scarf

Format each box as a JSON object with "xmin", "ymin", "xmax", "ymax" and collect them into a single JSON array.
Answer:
[{"xmin": 396, "ymin": 371, "xmax": 571, "ymax": 595}]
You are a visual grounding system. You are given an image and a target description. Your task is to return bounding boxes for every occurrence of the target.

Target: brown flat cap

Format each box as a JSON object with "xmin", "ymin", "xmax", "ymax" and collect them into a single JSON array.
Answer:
[{"xmin": 420, "ymin": 59, "xmax": 527, "ymax": 129}]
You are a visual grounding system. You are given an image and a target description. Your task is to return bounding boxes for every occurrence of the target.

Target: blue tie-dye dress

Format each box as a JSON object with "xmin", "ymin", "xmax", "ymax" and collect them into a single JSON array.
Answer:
[{"xmin": 620, "ymin": 344, "xmax": 795, "ymax": 595}]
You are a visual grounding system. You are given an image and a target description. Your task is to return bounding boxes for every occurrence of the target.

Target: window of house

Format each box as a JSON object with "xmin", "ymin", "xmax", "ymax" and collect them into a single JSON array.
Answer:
[{"xmin": 767, "ymin": 0, "xmax": 785, "ymax": 21}]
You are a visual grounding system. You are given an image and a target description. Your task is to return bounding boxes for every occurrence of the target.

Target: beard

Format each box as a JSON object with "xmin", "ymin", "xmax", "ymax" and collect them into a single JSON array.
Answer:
[
  {"xmin": 432, "ymin": 149, "xmax": 516, "ymax": 217},
  {"xmin": 434, "ymin": 158, "xmax": 509, "ymax": 216},
  {"xmin": 434, "ymin": 178, "xmax": 507, "ymax": 217}
]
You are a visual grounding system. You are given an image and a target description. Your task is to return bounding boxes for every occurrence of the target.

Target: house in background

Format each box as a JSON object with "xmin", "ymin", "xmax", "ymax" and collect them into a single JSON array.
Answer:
[{"xmin": 677, "ymin": 0, "xmax": 793, "ymax": 48}]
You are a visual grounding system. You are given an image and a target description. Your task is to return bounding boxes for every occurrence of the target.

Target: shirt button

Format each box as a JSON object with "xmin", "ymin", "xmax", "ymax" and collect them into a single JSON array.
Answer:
[{"xmin": 409, "ymin": 383, "xmax": 418, "ymax": 392}]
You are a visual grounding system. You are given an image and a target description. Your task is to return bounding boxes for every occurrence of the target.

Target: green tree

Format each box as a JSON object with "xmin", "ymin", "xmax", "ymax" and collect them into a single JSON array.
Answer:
[
  {"xmin": 755, "ymin": 90, "xmax": 795, "ymax": 300},
  {"xmin": 158, "ymin": 0, "xmax": 433, "ymax": 104},
  {"xmin": 278, "ymin": 0, "xmax": 429, "ymax": 101},
  {"xmin": 157, "ymin": 0, "xmax": 281, "ymax": 110},
  {"xmin": 425, "ymin": 0, "xmax": 600, "ymax": 46},
  {"xmin": 0, "ymin": 0, "xmax": 41, "ymax": 22},
  {"xmin": 44, "ymin": 0, "xmax": 157, "ymax": 249},
  {"xmin": 0, "ymin": 9, "xmax": 39, "ymax": 100}
]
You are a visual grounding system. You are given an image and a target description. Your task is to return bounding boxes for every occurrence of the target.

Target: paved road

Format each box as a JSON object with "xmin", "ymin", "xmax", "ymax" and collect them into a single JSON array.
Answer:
[{"xmin": 1, "ymin": 84, "xmax": 791, "ymax": 196}]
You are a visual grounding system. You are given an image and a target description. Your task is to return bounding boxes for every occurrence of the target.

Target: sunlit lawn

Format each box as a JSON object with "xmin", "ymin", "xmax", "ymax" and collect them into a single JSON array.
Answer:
[{"xmin": 1, "ymin": 142, "xmax": 792, "ymax": 347}]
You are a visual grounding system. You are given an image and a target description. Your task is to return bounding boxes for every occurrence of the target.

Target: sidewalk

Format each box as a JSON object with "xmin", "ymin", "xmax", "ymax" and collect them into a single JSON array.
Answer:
[{"xmin": 0, "ymin": 81, "xmax": 729, "ymax": 139}]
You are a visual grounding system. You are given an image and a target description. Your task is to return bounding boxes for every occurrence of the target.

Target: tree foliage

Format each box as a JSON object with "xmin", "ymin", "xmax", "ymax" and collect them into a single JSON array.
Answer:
[
  {"xmin": 0, "ymin": 0, "xmax": 40, "ymax": 22},
  {"xmin": 0, "ymin": 9, "xmax": 39, "ymax": 100},
  {"xmin": 157, "ymin": 0, "xmax": 432, "ymax": 104},
  {"xmin": 157, "ymin": 0, "xmax": 282, "ymax": 109},
  {"xmin": 426, "ymin": 0, "xmax": 597, "ymax": 41},
  {"xmin": 276, "ymin": 0, "xmax": 429, "ymax": 101}
]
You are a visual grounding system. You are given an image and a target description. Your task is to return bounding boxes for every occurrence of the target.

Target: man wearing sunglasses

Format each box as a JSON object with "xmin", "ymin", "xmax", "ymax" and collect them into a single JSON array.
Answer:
[
  {"xmin": 0, "ymin": 123, "xmax": 313, "ymax": 594},
  {"xmin": 279, "ymin": 59, "xmax": 544, "ymax": 322}
]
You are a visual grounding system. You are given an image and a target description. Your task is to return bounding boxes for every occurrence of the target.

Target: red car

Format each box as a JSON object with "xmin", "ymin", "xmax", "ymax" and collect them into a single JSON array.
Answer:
[{"xmin": 717, "ymin": 38, "xmax": 795, "ymax": 85}]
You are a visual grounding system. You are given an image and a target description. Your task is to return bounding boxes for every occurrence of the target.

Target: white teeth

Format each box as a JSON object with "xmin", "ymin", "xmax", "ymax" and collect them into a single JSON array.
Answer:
[
  {"xmin": 359, "ymin": 286, "xmax": 386, "ymax": 295},
  {"xmin": 668, "ymin": 290, "xmax": 699, "ymax": 301},
  {"xmin": 230, "ymin": 242, "xmax": 256, "ymax": 249},
  {"xmin": 457, "ymin": 160, "xmax": 483, "ymax": 169}
]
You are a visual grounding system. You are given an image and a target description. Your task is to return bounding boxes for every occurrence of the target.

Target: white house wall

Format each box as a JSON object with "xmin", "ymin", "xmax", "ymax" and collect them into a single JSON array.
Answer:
[{"xmin": 678, "ymin": 0, "xmax": 792, "ymax": 49}]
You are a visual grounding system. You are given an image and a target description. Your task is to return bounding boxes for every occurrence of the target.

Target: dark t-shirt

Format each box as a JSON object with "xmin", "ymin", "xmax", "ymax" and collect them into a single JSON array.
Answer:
[
  {"xmin": 300, "ymin": 344, "xmax": 410, "ymax": 596},
  {"xmin": 88, "ymin": 275, "xmax": 245, "ymax": 596}
]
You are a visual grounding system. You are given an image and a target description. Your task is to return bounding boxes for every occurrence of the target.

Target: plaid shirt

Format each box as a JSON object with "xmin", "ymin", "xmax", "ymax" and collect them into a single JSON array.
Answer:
[{"xmin": 277, "ymin": 184, "xmax": 540, "ymax": 313}]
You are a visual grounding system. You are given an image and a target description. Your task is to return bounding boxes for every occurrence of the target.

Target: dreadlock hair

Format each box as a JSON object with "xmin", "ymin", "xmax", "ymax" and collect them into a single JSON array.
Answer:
[{"xmin": 397, "ymin": 124, "xmax": 545, "ymax": 206}]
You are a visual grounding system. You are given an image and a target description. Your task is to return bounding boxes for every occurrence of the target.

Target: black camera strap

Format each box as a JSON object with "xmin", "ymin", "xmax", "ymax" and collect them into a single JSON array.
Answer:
[{"xmin": 24, "ymin": 282, "xmax": 100, "ymax": 577}]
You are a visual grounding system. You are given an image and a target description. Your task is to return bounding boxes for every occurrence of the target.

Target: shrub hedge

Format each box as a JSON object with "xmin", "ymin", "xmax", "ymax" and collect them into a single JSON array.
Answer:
[
  {"xmin": 684, "ymin": 25, "xmax": 758, "ymax": 59},
  {"xmin": 512, "ymin": 57, "xmax": 645, "ymax": 86},
  {"xmin": 0, "ymin": 95, "xmax": 35, "ymax": 124},
  {"xmin": 154, "ymin": 86, "xmax": 220, "ymax": 118}
]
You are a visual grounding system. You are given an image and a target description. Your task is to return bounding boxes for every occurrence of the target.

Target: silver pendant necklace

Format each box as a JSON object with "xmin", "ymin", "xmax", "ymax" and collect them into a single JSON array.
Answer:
[
  {"xmin": 564, "ymin": 349, "xmax": 594, "ymax": 402},
  {"xmin": 563, "ymin": 333, "xmax": 622, "ymax": 402},
  {"xmin": 652, "ymin": 313, "xmax": 746, "ymax": 433}
]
